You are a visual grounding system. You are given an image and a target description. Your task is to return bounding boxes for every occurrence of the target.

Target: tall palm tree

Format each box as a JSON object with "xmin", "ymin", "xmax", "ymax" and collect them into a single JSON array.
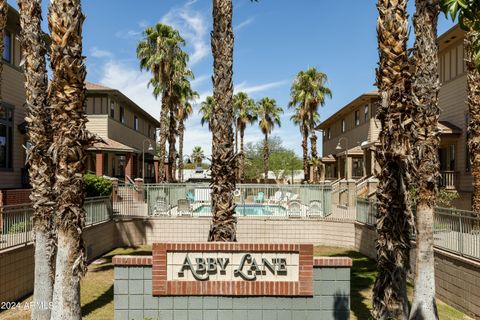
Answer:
[
  {"xmin": 208, "ymin": 0, "xmax": 237, "ymax": 242},
  {"xmin": 234, "ymin": 92, "xmax": 257, "ymax": 182},
  {"xmin": 137, "ymin": 24, "xmax": 186, "ymax": 183},
  {"xmin": 290, "ymin": 108, "xmax": 310, "ymax": 182},
  {"xmin": 289, "ymin": 68, "xmax": 332, "ymax": 183},
  {"xmin": 257, "ymin": 97, "xmax": 283, "ymax": 183},
  {"xmin": 175, "ymin": 78, "xmax": 198, "ymax": 181},
  {"xmin": 409, "ymin": 1, "xmax": 441, "ymax": 319},
  {"xmin": 48, "ymin": 0, "xmax": 90, "ymax": 318},
  {"xmin": 0, "ymin": 1, "xmax": 6, "ymax": 105},
  {"xmin": 18, "ymin": 1, "xmax": 55, "ymax": 318},
  {"xmin": 199, "ymin": 96, "xmax": 214, "ymax": 131},
  {"xmin": 191, "ymin": 146, "xmax": 205, "ymax": 167},
  {"xmin": 373, "ymin": 0, "xmax": 414, "ymax": 319}
]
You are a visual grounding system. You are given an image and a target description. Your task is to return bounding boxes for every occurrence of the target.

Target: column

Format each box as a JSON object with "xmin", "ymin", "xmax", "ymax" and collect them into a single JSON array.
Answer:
[
  {"xmin": 125, "ymin": 153, "xmax": 133, "ymax": 183},
  {"xmin": 95, "ymin": 151, "xmax": 104, "ymax": 177},
  {"xmin": 346, "ymin": 156, "xmax": 353, "ymax": 180},
  {"xmin": 154, "ymin": 159, "xmax": 159, "ymax": 183}
]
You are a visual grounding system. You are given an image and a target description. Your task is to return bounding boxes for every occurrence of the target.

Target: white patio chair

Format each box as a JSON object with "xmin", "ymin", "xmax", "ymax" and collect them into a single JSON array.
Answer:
[
  {"xmin": 287, "ymin": 200, "xmax": 303, "ymax": 218},
  {"xmin": 307, "ymin": 201, "xmax": 324, "ymax": 219}
]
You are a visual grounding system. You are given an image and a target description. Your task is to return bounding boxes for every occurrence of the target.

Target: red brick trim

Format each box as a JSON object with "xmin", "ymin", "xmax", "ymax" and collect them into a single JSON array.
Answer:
[
  {"xmin": 152, "ymin": 243, "xmax": 313, "ymax": 297},
  {"xmin": 112, "ymin": 255, "xmax": 152, "ymax": 266},
  {"xmin": 313, "ymin": 257, "xmax": 353, "ymax": 267}
]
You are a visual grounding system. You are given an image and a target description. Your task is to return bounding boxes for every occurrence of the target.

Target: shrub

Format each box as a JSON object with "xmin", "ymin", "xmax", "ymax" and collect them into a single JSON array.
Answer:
[
  {"xmin": 84, "ymin": 174, "xmax": 113, "ymax": 197},
  {"xmin": 9, "ymin": 220, "xmax": 32, "ymax": 234}
]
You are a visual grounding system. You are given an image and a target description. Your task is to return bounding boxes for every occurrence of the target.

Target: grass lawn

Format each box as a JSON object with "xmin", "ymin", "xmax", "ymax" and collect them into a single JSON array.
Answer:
[{"xmin": 0, "ymin": 245, "xmax": 472, "ymax": 320}]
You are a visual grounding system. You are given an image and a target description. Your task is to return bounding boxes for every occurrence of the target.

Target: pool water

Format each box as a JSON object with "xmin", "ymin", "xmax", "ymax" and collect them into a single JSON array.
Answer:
[{"xmin": 194, "ymin": 204, "xmax": 286, "ymax": 216}]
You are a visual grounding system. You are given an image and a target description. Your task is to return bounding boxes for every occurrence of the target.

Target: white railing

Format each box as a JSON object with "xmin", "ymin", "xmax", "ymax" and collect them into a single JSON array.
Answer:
[
  {"xmin": 439, "ymin": 171, "xmax": 457, "ymax": 190},
  {"xmin": 0, "ymin": 196, "xmax": 112, "ymax": 251}
]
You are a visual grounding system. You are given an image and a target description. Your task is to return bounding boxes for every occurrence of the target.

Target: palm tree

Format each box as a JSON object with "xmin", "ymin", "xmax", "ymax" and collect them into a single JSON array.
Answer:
[
  {"xmin": 440, "ymin": 1, "xmax": 480, "ymax": 213},
  {"xmin": 257, "ymin": 97, "xmax": 283, "ymax": 183},
  {"xmin": 409, "ymin": 1, "xmax": 441, "ymax": 319},
  {"xmin": 290, "ymin": 108, "xmax": 310, "ymax": 182},
  {"xmin": 48, "ymin": 0, "xmax": 90, "ymax": 318},
  {"xmin": 208, "ymin": 0, "xmax": 237, "ymax": 242},
  {"xmin": 234, "ymin": 92, "xmax": 257, "ymax": 182},
  {"xmin": 137, "ymin": 23, "xmax": 186, "ymax": 183},
  {"xmin": 191, "ymin": 146, "xmax": 205, "ymax": 167},
  {"xmin": 0, "ymin": 0, "xmax": 6, "ymax": 112},
  {"xmin": 175, "ymin": 78, "xmax": 198, "ymax": 181},
  {"xmin": 18, "ymin": 1, "xmax": 55, "ymax": 318},
  {"xmin": 289, "ymin": 68, "xmax": 332, "ymax": 183},
  {"xmin": 199, "ymin": 96, "xmax": 214, "ymax": 131},
  {"xmin": 372, "ymin": 0, "xmax": 413, "ymax": 319}
]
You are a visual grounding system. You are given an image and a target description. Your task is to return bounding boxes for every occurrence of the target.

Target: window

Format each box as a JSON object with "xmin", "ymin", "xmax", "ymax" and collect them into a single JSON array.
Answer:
[
  {"xmin": 120, "ymin": 106, "xmax": 125, "ymax": 123},
  {"xmin": 3, "ymin": 31, "xmax": 11, "ymax": 63},
  {"xmin": 364, "ymin": 104, "xmax": 369, "ymax": 122},
  {"xmin": 110, "ymin": 102, "xmax": 115, "ymax": 119},
  {"xmin": 341, "ymin": 119, "xmax": 346, "ymax": 133},
  {"xmin": 134, "ymin": 115, "xmax": 139, "ymax": 130},
  {"xmin": 354, "ymin": 110, "xmax": 360, "ymax": 126},
  {"xmin": 0, "ymin": 104, "xmax": 14, "ymax": 169},
  {"xmin": 327, "ymin": 128, "xmax": 331, "ymax": 140},
  {"xmin": 352, "ymin": 158, "xmax": 364, "ymax": 178}
]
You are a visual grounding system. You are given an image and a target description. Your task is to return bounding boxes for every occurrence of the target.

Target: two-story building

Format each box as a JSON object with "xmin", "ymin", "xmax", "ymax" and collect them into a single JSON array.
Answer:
[
  {"xmin": 84, "ymin": 82, "xmax": 159, "ymax": 183},
  {"xmin": 319, "ymin": 25, "xmax": 471, "ymax": 209},
  {"xmin": 0, "ymin": 5, "xmax": 28, "ymax": 191}
]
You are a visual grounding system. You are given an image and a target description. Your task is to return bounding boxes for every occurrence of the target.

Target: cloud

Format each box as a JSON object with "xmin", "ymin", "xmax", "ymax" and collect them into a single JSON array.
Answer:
[
  {"xmin": 161, "ymin": 3, "xmax": 210, "ymax": 66},
  {"xmin": 115, "ymin": 29, "xmax": 142, "ymax": 39},
  {"xmin": 234, "ymin": 17, "xmax": 255, "ymax": 32},
  {"xmin": 97, "ymin": 60, "xmax": 161, "ymax": 120},
  {"xmin": 235, "ymin": 80, "xmax": 289, "ymax": 95},
  {"xmin": 91, "ymin": 47, "xmax": 113, "ymax": 59}
]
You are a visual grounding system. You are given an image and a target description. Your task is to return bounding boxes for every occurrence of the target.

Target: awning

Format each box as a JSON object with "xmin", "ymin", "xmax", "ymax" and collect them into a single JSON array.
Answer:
[
  {"xmin": 88, "ymin": 138, "xmax": 139, "ymax": 153},
  {"xmin": 336, "ymin": 146, "xmax": 364, "ymax": 157},
  {"xmin": 438, "ymin": 121, "xmax": 462, "ymax": 135}
]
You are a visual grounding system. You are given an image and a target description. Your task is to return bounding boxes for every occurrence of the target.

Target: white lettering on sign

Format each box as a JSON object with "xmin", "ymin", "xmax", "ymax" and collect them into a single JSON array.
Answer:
[{"xmin": 167, "ymin": 252, "xmax": 299, "ymax": 281}]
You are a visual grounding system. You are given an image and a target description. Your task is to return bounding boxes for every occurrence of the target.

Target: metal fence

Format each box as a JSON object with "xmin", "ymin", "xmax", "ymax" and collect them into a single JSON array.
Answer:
[
  {"xmin": 0, "ymin": 196, "xmax": 112, "ymax": 251},
  {"xmin": 356, "ymin": 198, "xmax": 480, "ymax": 261},
  {"xmin": 144, "ymin": 183, "xmax": 333, "ymax": 218}
]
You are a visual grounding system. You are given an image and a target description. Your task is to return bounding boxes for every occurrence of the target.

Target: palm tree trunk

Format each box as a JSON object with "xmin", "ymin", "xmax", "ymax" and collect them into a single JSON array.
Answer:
[
  {"xmin": 373, "ymin": 0, "xmax": 413, "ymax": 319},
  {"xmin": 49, "ymin": 0, "xmax": 88, "ymax": 318},
  {"xmin": 310, "ymin": 124, "xmax": 318, "ymax": 183},
  {"xmin": 466, "ymin": 31, "xmax": 480, "ymax": 215},
  {"xmin": 168, "ymin": 108, "xmax": 177, "ymax": 182},
  {"xmin": 409, "ymin": 1, "xmax": 440, "ymax": 319},
  {"xmin": 240, "ymin": 128, "xmax": 245, "ymax": 183},
  {"xmin": 235, "ymin": 123, "xmax": 239, "ymax": 180},
  {"xmin": 302, "ymin": 124, "xmax": 309, "ymax": 182},
  {"xmin": 208, "ymin": 0, "xmax": 237, "ymax": 242},
  {"xmin": 18, "ymin": 1, "xmax": 56, "ymax": 318},
  {"xmin": 264, "ymin": 133, "xmax": 269, "ymax": 183},
  {"xmin": 0, "ymin": 1, "xmax": 6, "ymax": 103},
  {"xmin": 158, "ymin": 94, "xmax": 169, "ymax": 182},
  {"xmin": 178, "ymin": 120, "xmax": 185, "ymax": 182}
]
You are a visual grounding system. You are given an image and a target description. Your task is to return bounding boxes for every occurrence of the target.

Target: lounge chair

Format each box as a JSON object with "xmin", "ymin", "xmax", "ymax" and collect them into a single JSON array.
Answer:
[
  {"xmin": 307, "ymin": 200, "xmax": 323, "ymax": 219},
  {"xmin": 177, "ymin": 199, "xmax": 193, "ymax": 217},
  {"xmin": 287, "ymin": 200, "xmax": 303, "ymax": 218},
  {"xmin": 152, "ymin": 196, "xmax": 170, "ymax": 216},
  {"xmin": 268, "ymin": 191, "xmax": 283, "ymax": 204},
  {"xmin": 254, "ymin": 192, "xmax": 265, "ymax": 203},
  {"xmin": 186, "ymin": 191, "xmax": 195, "ymax": 203}
]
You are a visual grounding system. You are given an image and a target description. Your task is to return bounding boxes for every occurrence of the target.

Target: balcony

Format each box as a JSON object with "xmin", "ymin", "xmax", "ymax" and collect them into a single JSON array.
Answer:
[{"xmin": 439, "ymin": 171, "xmax": 458, "ymax": 190}]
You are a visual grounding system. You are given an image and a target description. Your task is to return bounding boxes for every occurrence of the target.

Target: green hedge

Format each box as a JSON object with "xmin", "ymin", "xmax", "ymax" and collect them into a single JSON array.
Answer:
[
  {"xmin": 9, "ymin": 221, "xmax": 32, "ymax": 234},
  {"xmin": 84, "ymin": 174, "xmax": 113, "ymax": 198}
]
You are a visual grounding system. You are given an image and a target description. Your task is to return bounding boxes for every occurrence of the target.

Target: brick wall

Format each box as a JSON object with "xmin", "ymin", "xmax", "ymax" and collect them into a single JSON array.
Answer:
[{"xmin": 0, "ymin": 189, "xmax": 31, "ymax": 206}]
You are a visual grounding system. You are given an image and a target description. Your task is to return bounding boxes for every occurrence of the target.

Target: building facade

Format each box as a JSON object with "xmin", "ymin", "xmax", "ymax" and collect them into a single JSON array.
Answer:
[
  {"xmin": 84, "ymin": 82, "xmax": 159, "ymax": 183},
  {"xmin": 0, "ymin": 6, "xmax": 28, "ymax": 190},
  {"xmin": 319, "ymin": 25, "xmax": 472, "ymax": 209}
]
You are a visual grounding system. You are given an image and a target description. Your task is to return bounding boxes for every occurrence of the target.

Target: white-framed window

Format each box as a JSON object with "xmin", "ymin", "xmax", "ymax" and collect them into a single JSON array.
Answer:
[
  {"xmin": 354, "ymin": 110, "xmax": 360, "ymax": 126},
  {"xmin": 110, "ymin": 101, "xmax": 115, "ymax": 119},
  {"xmin": 364, "ymin": 104, "xmax": 369, "ymax": 122},
  {"xmin": 341, "ymin": 119, "xmax": 346, "ymax": 133},
  {"xmin": 134, "ymin": 115, "xmax": 139, "ymax": 131},
  {"xmin": 0, "ymin": 103, "xmax": 14, "ymax": 169},
  {"xmin": 3, "ymin": 31, "xmax": 11, "ymax": 63},
  {"xmin": 120, "ymin": 106, "xmax": 125, "ymax": 124}
]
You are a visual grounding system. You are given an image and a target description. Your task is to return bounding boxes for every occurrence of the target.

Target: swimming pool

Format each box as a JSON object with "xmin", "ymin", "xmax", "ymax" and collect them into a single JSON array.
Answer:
[{"xmin": 194, "ymin": 204, "xmax": 287, "ymax": 216}]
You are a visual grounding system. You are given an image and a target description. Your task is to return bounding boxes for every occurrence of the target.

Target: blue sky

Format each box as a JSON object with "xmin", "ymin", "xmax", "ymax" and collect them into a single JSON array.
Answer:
[{"xmin": 8, "ymin": 0, "xmax": 455, "ymax": 157}]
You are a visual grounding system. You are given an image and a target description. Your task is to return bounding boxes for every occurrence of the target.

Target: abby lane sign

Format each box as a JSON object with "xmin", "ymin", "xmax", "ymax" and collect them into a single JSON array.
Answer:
[{"xmin": 152, "ymin": 243, "xmax": 314, "ymax": 296}]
